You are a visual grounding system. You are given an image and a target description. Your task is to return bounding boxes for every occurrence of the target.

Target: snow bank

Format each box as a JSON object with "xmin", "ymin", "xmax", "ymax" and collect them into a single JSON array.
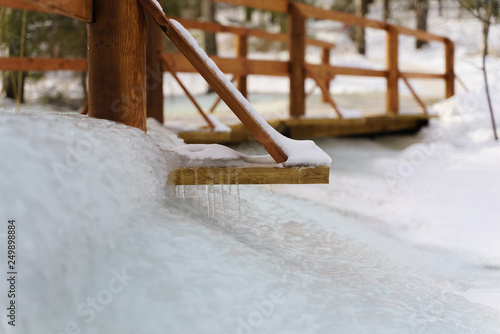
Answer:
[
  {"xmin": 170, "ymin": 19, "xmax": 332, "ymax": 167},
  {"xmin": 1, "ymin": 110, "xmax": 500, "ymax": 334}
]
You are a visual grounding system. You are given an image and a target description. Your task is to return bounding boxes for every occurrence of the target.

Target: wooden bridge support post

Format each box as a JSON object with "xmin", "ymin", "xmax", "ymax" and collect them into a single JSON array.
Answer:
[
  {"xmin": 146, "ymin": 14, "xmax": 164, "ymax": 123},
  {"xmin": 445, "ymin": 38, "xmax": 455, "ymax": 98},
  {"xmin": 386, "ymin": 26, "xmax": 399, "ymax": 114},
  {"xmin": 289, "ymin": 3, "xmax": 306, "ymax": 118},
  {"xmin": 321, "ymin": 47, "xmax": 331, "ymax": 103},
  {"xmin": 88, "ymin": 0, "xmax": 147, "ymax": 131},
  {"xmin": 236, "ymin": 34, "xmax": 248, "ymax": 98}
]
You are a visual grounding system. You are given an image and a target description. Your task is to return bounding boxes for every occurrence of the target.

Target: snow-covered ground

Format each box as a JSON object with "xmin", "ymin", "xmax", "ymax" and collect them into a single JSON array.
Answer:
[{"xmin": 1, "ymin": 0, "xmax": 500, "ymax": 333}]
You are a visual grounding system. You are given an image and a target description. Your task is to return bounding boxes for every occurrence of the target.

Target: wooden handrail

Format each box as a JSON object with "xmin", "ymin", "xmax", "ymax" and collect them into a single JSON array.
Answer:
[
  {"xmin": 0, "ymin": 0, "xmax": 93, "ymax": 23},
  {"xmin": 174, "ymin": 17, "xmax": 336, "ymax": 49},
  {"xmin": 210, "ymin": 0, "xmax": 288, "ymax": 13},
  {"xmin": 140, "ymin": 0, "xmax": 288, "ymax": 163},
  {"xmin": 0, "ymin": 57, "xmax": 88, "ymax": 71}
]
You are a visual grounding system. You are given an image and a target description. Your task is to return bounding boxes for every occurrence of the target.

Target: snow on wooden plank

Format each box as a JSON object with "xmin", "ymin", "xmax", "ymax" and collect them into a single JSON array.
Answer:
[
  {"xmin": 141, "ymin": 0, "xmax": 332, "ymax": 167},
  {"xmin": 0, "ymin": 0, "xmax": 93, "ymax": 23},
  {"xmin": 170, "ymin": 166, "xmax": 330, "ymax": 185}
]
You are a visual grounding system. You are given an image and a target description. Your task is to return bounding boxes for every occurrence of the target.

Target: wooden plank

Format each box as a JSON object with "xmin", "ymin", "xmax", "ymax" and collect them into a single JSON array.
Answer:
[
  {"xmin": 210, "ymin": 75, "xmax": 235, "ymax": 113},
  {"xmin": 321, "ymin": 48, "xmax": 331, "ymax": 103},
  {"xmin": 174, "ymin": 18, "xmax": 288, "ymax": 43},
  {"xmin": 161, "ymin": 57, "xmax": 215, "ymax": 130},
  {"xmin": 392, "ymin": 25, "xmax": 447, "ymax": 43},
  {"xmin": 0, "ymin": 0, "xmax": 93, "ymax": 23},
  {"xmin": 0, "ymin": 57, "xmax": 87, "ymax": 71},
  {"xmin": 287, "ymin": 115, "xmax": 429, "ymax": 139},
  {"xmin": 386, "ymin": 26, "xmax": 399, "ymax": 114},
  {"xmin": 174, "ymin": 18, "xmax": 336, "ymax": 49},
  {"xmin": 289, "ymin": 2, "xmax": 306, "ymax": 118},
  {"xmin": 140, "ymin": 0, "xmax": 288, "ymax": 163},
  {"xmin": 236, "ymin": 34, "xmax": 248, "ymax": 98},
  {"xmin": 445, "ymin": 38, "xmax": 455, "ymax": 98},
  {"xmin": 146, "ymin": 14, "xmax": 164, "ymax": 123},
  {"xmin": 88, "ymin": 0, "xmax": 146, "ymax": 131},
  {"xmin": 306, "ymin": 38, "xmax": 336, "ymax": 49},
  {"xmin": 306, "ymin": 64, "xmax": 387, "ymax": 78},
  {"xmin": 210, "ymin": 0, "xmax": 288, "ymax": 13},
  {"xmin": 294, "ymin": 2, "xmax": 387, "ymax": 29},
  {"xmin": 170, "ymin": 166, "xmax": 330, "ymax": 185},
  {"xmin": 162, "ymin": 53, "xmax": 289, "ymax": 76},
  {"xmin": 401, "ymin": 71, "xmax": 445, "ymax": 79},
  {"xmin": 400, "ymin": 74, "xmax": 428, "ymax": 115}
]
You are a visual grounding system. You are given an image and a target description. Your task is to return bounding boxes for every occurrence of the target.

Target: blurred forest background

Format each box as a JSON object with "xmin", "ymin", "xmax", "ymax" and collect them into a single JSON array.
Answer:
[{"xmin": 0, "ymin": 0, "xmax": 498, "ymax": 109}]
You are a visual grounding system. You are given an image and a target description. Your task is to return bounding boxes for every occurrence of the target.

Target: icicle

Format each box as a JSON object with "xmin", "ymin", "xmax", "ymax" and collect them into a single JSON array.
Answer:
[
  {"xmin": 209, "ymin": 169, "xmax": 215, "ymax": 219},
  {"xmin": 270, "ymin": 184, "xmax": 273, "ymax": 197},
  {"xmin": 236, "ymin": 171, "xmax": 241, "ymax": 227},
  {"xmin": 210, "ymin": 184, "xmax": 215, "ymax": 219},
  {"xmin": 180, "ymin": 174, "xmax": 186, "ymax": 199},
  {"xmin": 205, "ymin": 185, "xmax": 210, "ymax": 217},
  {"xmin": 220, "ymin": 182, "xmax": 225, "ymax": 227},
  {"xmin": 227, "ymin": 170, "xmax": 232, "ymax": 195},
  {"xmin": 194, "ymin": 169, "xmax": 199, "ymax": 202}
]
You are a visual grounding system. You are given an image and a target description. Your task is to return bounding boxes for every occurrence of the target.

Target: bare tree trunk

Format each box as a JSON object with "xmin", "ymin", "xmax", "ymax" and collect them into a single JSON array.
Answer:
[
  {"xmin": 383, "ymin": 0, "xmax": 390, "ymax": 21},
  {"xmin": 203, "ymin": 0, "xmax": 217, "ymax": 94},
  {"xmin": 482, "ymin": 2, "xmax": 498, "ymax": 140},
  {"xmin": 203, "ymin": 0, "xmax": 217, "ymax": 56},
  {"xmin": 415, "ymin": 0, "xmax": 429, "ymax": 49},
  {"xmin": 354, "ymin": 0, "xmax": 369, "ymax": 55},
  {"xmin": 2, "ymin": 72, "xmax": 25, "ymax": 103}
]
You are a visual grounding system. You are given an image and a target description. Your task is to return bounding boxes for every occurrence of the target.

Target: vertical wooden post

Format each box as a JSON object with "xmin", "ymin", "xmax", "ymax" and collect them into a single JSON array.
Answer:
[
  {"xmin": 146, "ymin": 14, "xmax": 164, "ymax": 123},
  {"xmin": 386, "ymin": 25, "xmax": 399, "ymax": 114},
  {"xmin": 289, "ymin": 3, "xmax": 306, "ymax": 118},
  {"xmin": 88, "ymin": 0, "xmax": 147, "ymax": 131},
  {"xmin": 445, "ymin": 38, "xmax": 455, "ymax": 98},
  {"xmin": 321, "ymin": 47, "xmax": 330, "ymax": 103},
  {"xmin": 236, "ymin": 34, "xmax": 248, "ymax": 98}
]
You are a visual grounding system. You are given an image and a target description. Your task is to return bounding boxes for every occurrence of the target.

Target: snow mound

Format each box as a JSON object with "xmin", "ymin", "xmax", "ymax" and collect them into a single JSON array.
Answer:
[{"xmin": 1, "ymin": 110, "xmax": 500, "ymax": 333}]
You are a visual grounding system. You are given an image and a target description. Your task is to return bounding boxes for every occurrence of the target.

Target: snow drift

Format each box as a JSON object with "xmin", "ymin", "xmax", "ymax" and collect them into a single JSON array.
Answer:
[{"xmin": 1, "ymin": 110, "xmax": 499, "ymax": 333}]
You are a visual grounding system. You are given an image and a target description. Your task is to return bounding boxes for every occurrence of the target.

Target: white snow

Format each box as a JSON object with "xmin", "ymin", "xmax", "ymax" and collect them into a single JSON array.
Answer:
[
  {"xmin": 1, "ymin": 110, "xmax": 500, "ymax": 334},
  {"xmin": 338, "ymin": 108, "xmax": 363, "ymax": 119},
  {"xmin": 169, "ymin": 19, "xmax": 332, "ymax": 167},
  {"xmin": 206, "ymin": 114, "xmax": 231, "ymax": 132},
  {"xmin": 151, "ymin": 0, "xmax": 164, "ymax": 14},
  {"xmin": 1, "ymin": 1, "xmax": 500, "ymax": 332}
]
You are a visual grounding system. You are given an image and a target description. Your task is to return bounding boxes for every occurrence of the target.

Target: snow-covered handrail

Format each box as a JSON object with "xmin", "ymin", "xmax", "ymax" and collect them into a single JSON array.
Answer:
[{"xmin": 140, "ymin": 0, "xmax": 332, "ymax": 167}]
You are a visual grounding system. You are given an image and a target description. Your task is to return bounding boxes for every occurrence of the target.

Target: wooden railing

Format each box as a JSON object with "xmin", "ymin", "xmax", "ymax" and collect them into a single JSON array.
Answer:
[
  {"xmin": 0, "ymin": 0, "xmax": 455, "ymax": 120},
  {"xmin": 178, "ymin": 0, "xmax": 454, "ymax": 117}
]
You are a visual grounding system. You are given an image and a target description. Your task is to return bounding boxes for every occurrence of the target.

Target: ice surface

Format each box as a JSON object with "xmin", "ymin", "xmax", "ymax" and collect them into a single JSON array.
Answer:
[
  {"xmin": 1, "ymin": 110, "xmax": 499, "ymax": 334},
  {"xmin": 169, "ymin": 19, "xmax": 332, "ymax": 167}
]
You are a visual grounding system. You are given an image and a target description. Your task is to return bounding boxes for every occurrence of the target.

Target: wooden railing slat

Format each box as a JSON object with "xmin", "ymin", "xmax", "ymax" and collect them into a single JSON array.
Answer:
[
  {"xmin": 0, "ymin": 0, "xmax": 93, "ymax": 23},
  {"xmin": 210, "ymin": 0, "xmax": 288, "ymax": 13},
  {"xmin": 0, "ymin": 57, "xmax": 87, "ymax": 71}
]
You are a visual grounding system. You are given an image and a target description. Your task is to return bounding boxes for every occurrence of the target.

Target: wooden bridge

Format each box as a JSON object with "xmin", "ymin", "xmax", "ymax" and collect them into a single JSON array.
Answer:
[{"xmin": 0, "ymin": 0, "xmax": 457, "ymax": 185}]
